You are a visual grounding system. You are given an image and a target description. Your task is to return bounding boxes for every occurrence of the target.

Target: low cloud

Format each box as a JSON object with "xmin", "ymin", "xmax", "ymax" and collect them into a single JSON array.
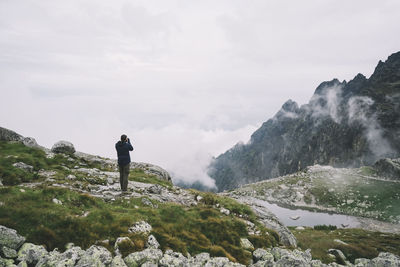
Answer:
[
  {"xmin": 309, "ymin": 84, "xmax": 343, "ymax": 123},
  {"xmin": 347, "ymin": 96, "xmax": 394, "ymax": 157}
]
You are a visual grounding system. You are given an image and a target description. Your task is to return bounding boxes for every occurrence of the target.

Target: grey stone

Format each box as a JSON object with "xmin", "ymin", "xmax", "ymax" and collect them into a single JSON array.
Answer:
[
  {"xmin": 220, "ymin": 207, "xmax": 230, "ymax": 216},
  {"xmin": 52, "ymin": 198, "xmax": 62, "ymax": 205},
  {"xmin": 111, "ymin": 255, "xmax": 128, "ymax": 267},
  {"xmin": 128, "ymin": 221, "xmax": 152, "ymax": 234},
  {"xmin": 274, "ymin": 254, "xmax": 308, "ymax": 267},
  {"xmin": 187, "ymin": 252, "xmax": 210, "ymax": 266},
  {"xmin": 159, "ymin": 250, "xmax": 187, "ymax": 267},
  {"xmin": 124, "ymin": 248, "xmax": 163, "ymax": 267},
  {"xmin": 17, "ymin": 243, "xmax": 47, "ymax": 265},
  {"xmin": 22, "ymin": 137, "xmax": 39, "ymax": 148},
  {"xmin": 0, "ymin": 257, "xmax": 17, "ymax": 267},
  {"xmin": 51, "ymin": 141, "xmax": 76, "ymax": 154},
  {"xmin": 146, "ymin": 235, "xmax": 160, "ymax": 249},
  {"xmin": 271, "ymin": 247, "xmax": 291, "ymax": 261},
  {"xmin": 252, "ymin": 248, "xmax": 273, "ymax": 263},
  {"xmin": 367, "ymin": 252, "xmax": 400, "ymax": 267},
  {"xmin": 0, "ymin": 127, "xmax": 23, "ymax": 142},
  {"xmin": 12, "ymin": 162, "xmax": 33, "ymax": 173},
  {"xmin": 328, "ymin": 249, "xmax": 346, "ymax": 264},
  {"xmin": 75, "ymin": 245, "xmax": 112, "ymax": 267},
  {"xmin": 0, "ymin": 226, "xmax": 25, "ymax": 250},
  {"xmin": 131, "ymin": 162, "xmax": 172, "ymax": 182},
  {"xmin": 147, "ymin": 185, "xmax": 163, "ymax": 194},
  {"xmin": 114, "ymin": 237, "xmax": 134, "ymax": 256},
  {"xmin": 240, "ymin": 238, "xmax": 254, "ymax": 250},
  {"xmin": 204, "ymin": 257, "xmax": 229, "ymax": 267},
  {"xmin": 0, "ymin": 246, "xmax": 17, "ymax": 259},
  {"xmin": 141, "ymin": 198, "xmax": 157, "ymax": 208},
  {"xmin": 141, "ymin": 262, "xmax": 158, "ymax": 267},
  {"xmin": 354, "ymin": 258, "xmax": 370, "ymax": 266},
  {"xmin": 311, "ymin": 259, "xmax": 327, "ymax": 267}
]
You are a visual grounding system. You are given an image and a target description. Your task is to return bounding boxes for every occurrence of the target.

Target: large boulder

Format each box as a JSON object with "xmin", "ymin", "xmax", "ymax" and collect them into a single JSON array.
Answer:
[
  {"xmin": 17, "ymin": 243, "xmax": 47, "ymax": 265},
  {"xmin": 0, "ymin": 226, "xmax": 25, "ymax": 251},
  {"xmin": 374, "ymin": 158, "xmax": 400, "ymax": 180},
  {"xmin": 51, "ymin": 141, "xmax": 76, "ymax": 154}
]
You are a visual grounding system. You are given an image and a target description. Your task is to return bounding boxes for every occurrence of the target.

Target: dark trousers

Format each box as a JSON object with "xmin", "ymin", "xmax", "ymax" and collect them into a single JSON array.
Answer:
[{"xmin": 118, "ymin": 163, "xmax": 130, "ymax": 191}]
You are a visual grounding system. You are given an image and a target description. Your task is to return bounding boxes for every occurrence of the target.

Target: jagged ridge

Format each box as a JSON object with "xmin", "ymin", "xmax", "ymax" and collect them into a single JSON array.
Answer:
[{"xmin": 209, "ymin": 51, "xmax": 400, "ymax": 192}]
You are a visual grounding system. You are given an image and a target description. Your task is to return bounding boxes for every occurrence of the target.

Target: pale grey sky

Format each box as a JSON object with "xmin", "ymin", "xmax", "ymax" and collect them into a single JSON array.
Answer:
[{"xmin": 1, "ymin": 0, "xmax": 399, "ymax": 186}]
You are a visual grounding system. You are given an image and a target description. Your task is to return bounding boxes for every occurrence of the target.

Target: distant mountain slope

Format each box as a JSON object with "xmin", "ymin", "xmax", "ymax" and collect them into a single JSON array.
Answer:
[{"xmin": 209, "ymin": 51, "xmax": 400, "ymax": 192}]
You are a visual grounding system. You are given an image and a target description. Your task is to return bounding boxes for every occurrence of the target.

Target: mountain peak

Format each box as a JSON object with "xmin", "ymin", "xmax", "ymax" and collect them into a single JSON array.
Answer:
[
  {"xmin": 369, "ymin": 51, "xmax": 400, "ymax": 83},
  {"xmin": 314, "ymin": 78, "xmax": 343, "ymax": 95}
]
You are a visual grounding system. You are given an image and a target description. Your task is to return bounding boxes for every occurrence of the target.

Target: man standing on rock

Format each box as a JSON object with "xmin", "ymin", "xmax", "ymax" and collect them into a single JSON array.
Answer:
[{"xmin": 115, "ymin": 134, "xmax": 133, "ymax": 192}]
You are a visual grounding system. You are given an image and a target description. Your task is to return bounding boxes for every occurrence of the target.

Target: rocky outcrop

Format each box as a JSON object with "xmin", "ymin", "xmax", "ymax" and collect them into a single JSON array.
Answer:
[
  {"xmin": 0, "ymin": 127, "xmax": 23, "ymax": 142},
  {"xmin": 0, "ymin": 127, "xmax": 39, "ymax": 148},
  {"xmin": 209, "ymin": 51, "xmax": 400, "ymax": 192},
  {"xmin": 373, "ymin": 158, "xmax": 400, "ymax": 180},
  {"xmin": 131, "ymin": 162, "xmax": 172, "ymax": 182},
  {"xmin": 51, "ymin": 140, "xmax": 76, "ymax": 154},
  {"xmin": 1, "ymin": 225, "xmax": 399, "ymax": 266}
]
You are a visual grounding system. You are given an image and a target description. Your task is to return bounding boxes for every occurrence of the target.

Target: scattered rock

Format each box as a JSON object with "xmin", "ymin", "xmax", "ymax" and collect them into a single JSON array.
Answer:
[
  {"xmin": 0, "ymin": 225, "xmax": 26, "ymax": 250},
  {"xmin": 124, "ymin": 248, "xmax": 163, "ymax": 267},
  {"xmin": 146, "ymin": 235, "xmax": 160, "ymax": 249},
  {"xmin": 12, "ymin": 162, "xmax": 33, "ymax": 173},
  {"xmin": 159, "ymin": 250, "xmax": 188, "ymax": 266},
  {"xmin": 75, "ymin": 245, "xmax": 112, "ymax": 267},
  {"xmin": 111, "ymin": 255, "xmax": 128, "ymax": 267},
  {"xmin": 128, "ymin": 221, "xmax": 152, "ymax": 234},
  {"xmin": 147, "ymin": 185, "xmax": 163, "ymax": 194},
  {"xmin": 51, "ymin": 141, "xmax": 76, "ymax": 154},
  {"xmin": 141, "ymin": 198, "xmax": 157, "ymax": 208},
  {"xmin": 1, "ymin": 246, "xmax": 18, "ymax": 259},
  {"xmin": 114, "ymin": 237, "xmax": 135, "ymax": 256},
  {"xmin": 240, "ymin": 238, "xmax": 254, "ymax": 250},
  {"xmin": 220, "ymin": 207, "xmax": 230, "ymax": 215},
  {"xmin": 296, "ymin": 226, "xmax": 305, "ymax": 230},
  {"xmin": 328, "ymin": 249, "xmax": 346, "ymax": 264},
  {"xmin": 66, "ymin": 174, "xmax": 77, "ymax": 180},
  {"xmin": 252, "ymin": 248, "xmax": 274, "ymax": 263},
  {"xmin": 17, "ymin": 243, "xmax": 47, "ymax": 265},
  {"xmin": 52, "ymin": 198, "xmax": 62, "ymax": 205},
  {"xmin": 22, "ymin": 137, "xmax": 39, "ymax": 148},
  {"xmin": 19, "ymin": 189, "xmax": 25, "ymax": 193}
]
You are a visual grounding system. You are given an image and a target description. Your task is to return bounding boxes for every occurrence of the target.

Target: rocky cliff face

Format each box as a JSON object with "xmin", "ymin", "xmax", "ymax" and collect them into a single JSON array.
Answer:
[{"xmin": 209, "ymin": 51, "xmax": 400, "ymax": 192}]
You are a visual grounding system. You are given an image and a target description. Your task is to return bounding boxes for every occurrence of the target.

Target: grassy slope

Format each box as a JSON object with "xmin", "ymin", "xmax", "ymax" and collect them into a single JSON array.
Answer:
[
  {"xmin": 0, "ymin": 141, "xmax": 278, "ymax": 264},
  {"xmin": 291, "ymin": 227, "xmax": 400, "ymax": 264}
]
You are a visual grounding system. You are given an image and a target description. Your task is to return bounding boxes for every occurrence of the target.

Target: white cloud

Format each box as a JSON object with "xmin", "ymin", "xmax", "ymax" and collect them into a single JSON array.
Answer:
[{"xmin": 0, "ymin": 0, "xmax": 400, "ymax": 186}]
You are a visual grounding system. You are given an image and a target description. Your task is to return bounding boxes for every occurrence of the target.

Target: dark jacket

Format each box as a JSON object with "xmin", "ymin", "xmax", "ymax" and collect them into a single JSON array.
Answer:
[{"xmin": 115, "ymin": 139, "xmax": 134, "ymax": 166}]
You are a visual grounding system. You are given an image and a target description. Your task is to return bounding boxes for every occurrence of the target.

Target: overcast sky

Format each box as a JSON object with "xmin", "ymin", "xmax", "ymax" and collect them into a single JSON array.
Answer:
[{"xmin": 1, "ymin": 0, "xmax": 400, "ymax": 187}]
